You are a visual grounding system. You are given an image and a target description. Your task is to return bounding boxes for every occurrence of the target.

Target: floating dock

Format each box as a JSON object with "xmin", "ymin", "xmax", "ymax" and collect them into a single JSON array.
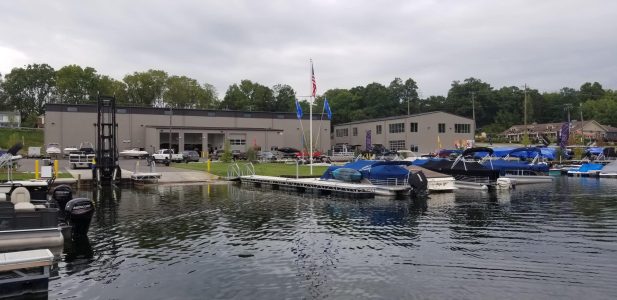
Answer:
[
  {"xmin": 240, "ymin": 175, "xmax": 380, "ymax": 198},
  {"xmin": 0, "ymin": 249, "xmax": 54, "ymax": 298}
]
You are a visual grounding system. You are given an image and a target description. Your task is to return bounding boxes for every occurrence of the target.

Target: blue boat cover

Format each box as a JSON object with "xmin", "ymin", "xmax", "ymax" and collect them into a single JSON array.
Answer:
[
  {"xmin": 484, "ymin": 159, "xmax": 550, "ymax": 173},
  {"xmin": 577, "ymin": 163, "xmax": 604, "ymax": 172},
  {"xmin": 321, "ymin": 160, "xmax": 413, "ymax": 181}
]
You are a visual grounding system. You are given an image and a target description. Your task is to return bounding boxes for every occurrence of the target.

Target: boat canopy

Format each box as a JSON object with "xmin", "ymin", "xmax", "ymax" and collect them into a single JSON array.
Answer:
[
  {"xmin": 586, "ymin": 147, "xmax": 604, "ymax": 155},
  {"xmin": 321, "ymin": 160, "xmax": 413, "ymax": 181},
  {"xmin": 576, "ymin": 163, "xmax": 604, "ymax": 172},
  {"xmin": 484, "ymin": 159, "xmax": 549, "ymax": 173}
]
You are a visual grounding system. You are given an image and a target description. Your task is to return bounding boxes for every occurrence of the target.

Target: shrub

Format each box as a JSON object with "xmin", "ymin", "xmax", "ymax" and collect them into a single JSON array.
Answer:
[{"xmin": 221, "ymin": 139, "xmax": 233, "ymax": 163}]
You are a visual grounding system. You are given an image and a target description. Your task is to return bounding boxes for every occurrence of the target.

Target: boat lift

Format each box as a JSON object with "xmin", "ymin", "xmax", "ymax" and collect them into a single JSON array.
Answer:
[{"xmin": 93, "ymin": 95, "xmax": 121, "ymax": 186}]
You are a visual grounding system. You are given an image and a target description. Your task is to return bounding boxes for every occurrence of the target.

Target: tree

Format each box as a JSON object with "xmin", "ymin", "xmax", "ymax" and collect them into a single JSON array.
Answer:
[
  {"xmin": 272, "ymin": 84, "xmax": 296, "ymax": 112},
  {"xmin": 163, "ymin": 76, "xmax": 217, "ymax": 109},
  {"xmin": 220, "ymin": 80, "xmax": 275, "ymax": 111},
  {"xmin": 55, "ymin": 65, "xmax": 100, "ymax": 104},
  {"xmin": 98, "ymin": 75, "xmax": 129, "ymax": 103},
  {"xmin": 580, "ymin": 82, "xmax": 605, "ymax": 101},
  {"xmin": 1, "ymin": 63, "xmax": 56, "ymax": 122},
  {"xmin": 123, "ymin": 69, "xmax": 168, "ymax": 106},
  {"xmin": 388, "ymin": 77, "xmax": 419, "ymax": 114}
]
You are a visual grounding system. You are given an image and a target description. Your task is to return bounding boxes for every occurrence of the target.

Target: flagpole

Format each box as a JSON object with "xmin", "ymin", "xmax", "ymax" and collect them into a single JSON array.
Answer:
[{"xmin": 309, "ymin": 60, "xmax": 313, "ymax": 175}]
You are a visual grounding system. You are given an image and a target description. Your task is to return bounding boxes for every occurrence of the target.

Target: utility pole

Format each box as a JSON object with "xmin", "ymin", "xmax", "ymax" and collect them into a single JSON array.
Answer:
[
  {"xmin": 524, "ymin": 84, "xmax": 528, "ymax": 146},
  {"xmin": 564, "ymin": 103, "xmax": 572, "ymax": 145},
  {"xmin": 471, "ymin": 91, "xmax": 476, "ymax": 135},
  {"xmin": 580, "ymin": 103, "xmax": 584, "ymax": 143},
  {"xmin": 169, "ymin": 106, "xmax": 172, "ymax": 162}
]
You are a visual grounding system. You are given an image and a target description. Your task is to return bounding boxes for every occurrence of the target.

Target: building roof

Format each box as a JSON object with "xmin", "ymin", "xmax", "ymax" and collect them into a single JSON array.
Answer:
[
  {"xmin": 145, "ymin": 125, "xmax": 283, "ymax": 132},
  {"xmin": 45, "ymin": 103, "xmax": 325, "ymax": 120},
  {"xmin": 334, "ymin": 111, "xmax": 473, "ymax": 126},
  {"xmin": 501, "ymin": 120, "xmax": 606, "ymax": 135}
]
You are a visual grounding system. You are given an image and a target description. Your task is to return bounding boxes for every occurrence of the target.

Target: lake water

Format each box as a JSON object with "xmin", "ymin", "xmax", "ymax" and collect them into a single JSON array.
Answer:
[{"xmin": 50, "ymin": 177, "xmax": 617, "ymax": 299}]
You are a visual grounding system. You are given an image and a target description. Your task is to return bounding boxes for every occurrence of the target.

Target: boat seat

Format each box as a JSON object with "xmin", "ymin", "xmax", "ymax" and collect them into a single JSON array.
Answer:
[{"xmin": 10, "ymin": 187, "xmax": 35, "ymax": 212}]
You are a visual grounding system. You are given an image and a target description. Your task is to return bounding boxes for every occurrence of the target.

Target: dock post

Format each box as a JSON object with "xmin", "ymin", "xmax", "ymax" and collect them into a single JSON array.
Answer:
[
  {"xmin": 34, "ymin": 160, "xmax": 40, "ymax": 179},
  {"xmin": 207, "ymin": 159, "xmax": 211, "ymax": 173},
  {"xmin": 53, "ymin": 160, "xmax": 59, "ymax": 177},
  {"xmin": 77, "ymin": 174, "xmax": 81, "ymax": 189}
]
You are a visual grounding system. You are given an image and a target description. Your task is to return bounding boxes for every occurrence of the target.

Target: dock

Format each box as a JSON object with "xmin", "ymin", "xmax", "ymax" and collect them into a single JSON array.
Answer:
[
  {"xmin": 0, "ymin": 249, "xmax": 54, "ymax": 298},
  {"xmin": 240, "ymin": 175, "xmax": 378, "ymax": 198}
]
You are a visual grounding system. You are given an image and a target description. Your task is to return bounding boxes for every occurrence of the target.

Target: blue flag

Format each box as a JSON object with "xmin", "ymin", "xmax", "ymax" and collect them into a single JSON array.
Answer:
[
  {"xmin": 295, "ymin": 99, "xmax": 303, "ymax": 119},
  {"xmin": 324, "ymin": 98, "xmax": 332, "ymax": 120}
]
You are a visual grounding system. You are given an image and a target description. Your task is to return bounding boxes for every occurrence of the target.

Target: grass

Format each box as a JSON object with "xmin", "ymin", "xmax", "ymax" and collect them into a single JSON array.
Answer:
[
  {"xmin": 0, "ymin": 128, "xmax": 44, "ymax": 152},
  {"xmin": 0, "ymin": 171, "xmax": 73, "ymax": 181},
  {"xmin": 172, "ymin": 161, "xmax": 329, "ymax": 177}
]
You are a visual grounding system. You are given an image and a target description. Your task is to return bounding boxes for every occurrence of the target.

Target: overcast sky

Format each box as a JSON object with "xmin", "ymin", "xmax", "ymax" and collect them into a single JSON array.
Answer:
[{"xmin": 1, "ymin": 0, "xmax": 616, "ymax": 98}]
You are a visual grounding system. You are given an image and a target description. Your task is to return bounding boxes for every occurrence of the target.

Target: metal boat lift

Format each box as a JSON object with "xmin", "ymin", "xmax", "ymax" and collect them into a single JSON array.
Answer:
[{"xmin": 93, "ymin": 95, "xmax": 121, "ymax": 185}]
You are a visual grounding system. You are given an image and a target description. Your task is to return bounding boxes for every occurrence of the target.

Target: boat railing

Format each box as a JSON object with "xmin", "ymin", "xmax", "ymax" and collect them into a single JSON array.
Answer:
[
  {"xmin": 242, "ymin": 162, "xmax": 255, "ymax": 176},
  {"xmin": 227, "ymin": 163, "xmax": 241, "ymax": 178},
  {"xmin": 368, "ymin": 177, "xmax": 406, "ymax": 186},
  {"xmin": 354, "ymin": 154, "xmax": 364, "ymax": 162},
  {"xmin": 454, "ymin": 175, "xmax": 491, "ymax": 184}
]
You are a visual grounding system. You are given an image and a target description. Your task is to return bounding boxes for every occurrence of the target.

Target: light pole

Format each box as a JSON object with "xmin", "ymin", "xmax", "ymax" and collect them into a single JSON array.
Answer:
[{"xmin": 169, "ymin": 107, "xmax": 172, "ymax": 161}]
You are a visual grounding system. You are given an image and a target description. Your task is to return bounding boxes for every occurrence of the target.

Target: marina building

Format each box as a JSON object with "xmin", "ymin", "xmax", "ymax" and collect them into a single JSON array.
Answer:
[
  {"xmin": 44, "ymin": 104, "xmax": 330, "ymax": 154},
  {"xmin": 332, "ymin": 112, "xmax": 475, "ymax": 153}
]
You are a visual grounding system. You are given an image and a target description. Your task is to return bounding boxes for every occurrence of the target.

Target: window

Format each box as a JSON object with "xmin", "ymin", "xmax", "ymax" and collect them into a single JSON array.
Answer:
[
  {"xmin": 229, "ymin": 139, "xmax": 246, "ymax": 145},
  {"xmin": 336, "ymin": 128, "xmax": 349, "ymax": 137},
  {"xmin": 376, "ymin": 125, "xmax": 382, "ymax": 134},
  {"xmin": 389, "ymin": 140, "xmax": 406, "ymax": 151},
  {"xmin": 67, "ymin": 107, "xmax": 78, "ymax": 112},
  {"xmin": 117, "ymin": 108, "xmax": 127, "ymax": 114},
  {"xmin": 277, "ymin": 114, "xmax": 285, "ymax": 119},
  {"xmin": 438, "ymin": 123, "xmax": 446, "ymax": 133},
  {"xmin": 208, "ymin": 112, "xmax": 216, "ymax": 117},
  {"xmin": 243, "ymin": 113, "xmax": 252, "ymax": 118},
  {"xmin": 410, "ymin": 145, "xmax": 418, "ymax": 152},
  {"xmin": 455, "ymin": 123, "xmax": 471, "ymax": 133},
  {"xmin": 410, "ymin": 122, "xmax": 418, "ymax": 132},
  {"xmin": 352, "ymin": 127, "xmax": 358, "ymax": 136},
  {"xmin": 389, "ymin": 123, "xmax": 405, "ymax": 133}
]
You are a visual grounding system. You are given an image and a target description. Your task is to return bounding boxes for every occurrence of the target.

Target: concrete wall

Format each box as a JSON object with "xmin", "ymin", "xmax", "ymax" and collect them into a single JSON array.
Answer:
[
  {"xmin": 332, "ymin": 112, "xmax": 474, "ymax": 153},
  {"xmin": 45, "ymin": 104, "xmax": 330, "ymax": 153}
]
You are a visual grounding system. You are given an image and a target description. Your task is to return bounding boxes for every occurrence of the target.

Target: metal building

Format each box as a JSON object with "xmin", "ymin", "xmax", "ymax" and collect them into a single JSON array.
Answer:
[
  {"xmin": 332, "ymin": 111, "xmax": 475, "ymax": 153},
  {"xmin": 44, "ymin": 104, "xmax": 331, "ymax": 154}
]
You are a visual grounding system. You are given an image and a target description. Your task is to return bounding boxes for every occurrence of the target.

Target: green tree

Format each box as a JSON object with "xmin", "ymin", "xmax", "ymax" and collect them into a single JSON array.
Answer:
[
  {"xmin": 163, "ymin": 76, "xmax": 217, "ymax": 109},
  {"xmin": 55, "ymin": 65, "xmax": 100, "ymax": 104},
  {"xmin": 220, "ymin": 80, "xmax": 275, "ymax": 111},
  {"xmin": 221, "ymin": 139, "xmax": 232, "ymax": 163},
  {"xmin": 123, "ymin": 69, "xmax": 168, "ymax": 106},
  {"xmin": 98, "ymin": 75, "xmax": 129, "ymax": 103},
  {"xmin": 580, "ymin": 82, "xmax": 605, "ymax": 101},
  {"xmin": 1, "ymin": 63, "xmax": 56, "ymax": 121},
  {"xmin": 388, "ymin": 77, "xmax": 419, "ymax": 114},
  {"xmin": 272, "ymin": 84, "xmax": 296, "ymax": 112}
]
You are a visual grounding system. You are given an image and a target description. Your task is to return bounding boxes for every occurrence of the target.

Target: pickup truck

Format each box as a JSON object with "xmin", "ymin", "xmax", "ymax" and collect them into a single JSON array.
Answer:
[{"xmin": 151, "ymin": 149, "xmax": 184, "ymax": 163}]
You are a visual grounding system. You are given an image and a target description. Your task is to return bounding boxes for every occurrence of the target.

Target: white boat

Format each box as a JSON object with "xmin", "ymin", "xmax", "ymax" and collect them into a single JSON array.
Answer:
[
  {"xmin": 63, "ymin": 146, "xmax": 78, "ymax": 157},
  {"xmin": 329, "ymin": 145, "xmax": 355, "ymax": 162},
  {"xmin": 599, "ymin": 160, "xmax": 617, "ymax": 178},
  {"xmin": 396, "ymin": 150, "xmax": 419, "ymax": 162},
  {"xmin": 45, "ymin": 143, "xmax": 61, "ymax": 158},
  {"xmin": 119, "ymin": 148, "xmax": 149, "ymax": 158}
]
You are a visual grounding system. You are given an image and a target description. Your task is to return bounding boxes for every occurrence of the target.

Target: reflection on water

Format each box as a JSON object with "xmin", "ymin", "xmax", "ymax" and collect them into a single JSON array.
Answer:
[{"xmin": 50, "ymin": 178, "xmax": 617, "ymax": 299}]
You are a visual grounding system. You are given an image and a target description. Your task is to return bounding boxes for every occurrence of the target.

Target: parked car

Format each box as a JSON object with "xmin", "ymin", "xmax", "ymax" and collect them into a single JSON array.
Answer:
[
  {"xmin": 257, "ymin": 151, "xmax": 277, "ymax": 161},
  {"xmin": 152, "ymin": 149, "xmax": 184, "ymax": 163},
  {"xmin": 211, "ymin": 149, "xmax": 244, "ymax": 161},
  {"xmin": 182, "ymin": 150, "xmax": 200, "ymax": 162}
]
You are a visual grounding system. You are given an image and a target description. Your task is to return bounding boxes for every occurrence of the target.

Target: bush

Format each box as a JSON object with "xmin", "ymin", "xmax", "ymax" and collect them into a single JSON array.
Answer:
[
  {"xmin": 221, "ymin": 139, "xmax": 233, "ymax": 163},
  {"xmin": 246, "ymin": 146, "xmax": 257, "ymax": 162}
]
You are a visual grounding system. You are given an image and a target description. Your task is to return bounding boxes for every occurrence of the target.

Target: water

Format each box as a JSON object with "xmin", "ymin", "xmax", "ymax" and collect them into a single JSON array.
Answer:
[{"xmin": 50, "ymin": 177, "xmax": 617, "ymax": 299}]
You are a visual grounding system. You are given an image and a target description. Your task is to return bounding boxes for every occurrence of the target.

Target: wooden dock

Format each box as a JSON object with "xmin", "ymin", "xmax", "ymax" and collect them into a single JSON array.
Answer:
[
  {"xmin": 240, "ymin": 175, "xmax": 379, "ymax": 198},
  {"xmin": 0, "ymin": 249, "xmax": 54, "ymax": 298}
]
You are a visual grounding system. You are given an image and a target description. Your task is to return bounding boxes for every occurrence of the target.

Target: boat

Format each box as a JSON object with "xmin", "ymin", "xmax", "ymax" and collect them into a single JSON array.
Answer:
[
  {"xmin": 599, "ymin": 160, "xmax": 617, "ymax": 178},
  {"xmin": 332, "ymin": 168, "xmax": 362, "ymax": 182},
  {"xmin": 45, "ymin": 143, "xmax": 61, "ymax": 158},
  {"xmin": 68, "ymin": 143, "xmax": 96, "ymax": 169},
  {"xmin": 483, "ymin": 147, "xmax": 553, "ymax": 184},
  {"xmin": 321, "ymin": 160, "xmax": 455, "ymax": 195},
  {"xmin": 63, "ymin": 146, "xmax": 78, "ymax": 157},
  {"xmin": 1, "ymin": 143, "xmax": 94, "ymax": 256},
  {"xmin": 567, "ymin": 163, "xmax": 604, "ymax": 177},
  {"xmin": 329, "ymin": 145, "xmax": 356, "ymax": 162},
  {"xmin": 415, "ymin": 147, "xmax": 513, "ymax": 190},
  {"xmin": 396, "ymin": 150, "xmax": 419, "ymax": 162},
  {"xmin": 119, "ymin": 148, "xmax": 149, "ymax": 158}
]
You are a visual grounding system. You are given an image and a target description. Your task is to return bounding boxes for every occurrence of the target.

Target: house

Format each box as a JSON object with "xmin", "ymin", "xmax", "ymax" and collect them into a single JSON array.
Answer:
[
  {"xmin": 0, "ymin": 111, "xmax": 21, "ymax": 128},
  {"xmin": 501, "ymin": 120, "xmax": 615, "ymax": 143}
]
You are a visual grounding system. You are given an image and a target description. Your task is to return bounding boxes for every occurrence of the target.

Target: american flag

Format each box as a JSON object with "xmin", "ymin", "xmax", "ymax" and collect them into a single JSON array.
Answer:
[{"xmin": 311, "ymin": 60, "xmax": 316, "ymax": 97}]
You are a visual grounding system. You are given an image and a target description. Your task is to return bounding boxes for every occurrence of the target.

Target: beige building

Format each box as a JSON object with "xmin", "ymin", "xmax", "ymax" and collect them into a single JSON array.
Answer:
[
  {"xmin": 502, "ymin": 120, "xmax": 616, "ymax": 143},
  {"xmin": 44, "ymin": 104, "xmax": 330, "ymax": 154},
  {"xmin": 332, "ymin": 112, "xmax": 475, "ymax": 153}
]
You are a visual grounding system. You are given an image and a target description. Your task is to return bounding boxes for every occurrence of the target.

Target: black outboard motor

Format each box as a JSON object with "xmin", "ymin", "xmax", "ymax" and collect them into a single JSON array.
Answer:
[
  {"xmin": 64, "ymin": 198, "xmax": 94, "ymax": 238},
  {"xmin": 52, "ymin": 184, "xmax": 73, "ymax": 223},
  {"xmin": 408, "ymin": 170, "xmax": 428, "ymax": 199}
]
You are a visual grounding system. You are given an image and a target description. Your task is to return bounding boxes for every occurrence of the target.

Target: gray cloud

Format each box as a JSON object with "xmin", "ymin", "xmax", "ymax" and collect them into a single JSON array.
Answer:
[{"xmin": 1, "ymin": 0, "xmax": 616, "ymax": 97}]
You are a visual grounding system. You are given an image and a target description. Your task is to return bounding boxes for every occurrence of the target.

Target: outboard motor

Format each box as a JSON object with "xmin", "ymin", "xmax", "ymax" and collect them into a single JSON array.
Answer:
[
  {"xmin": 64, "ymin": 198, "xmax": 94, "ymax": 238},
  {"xmin": 408, "ymin": 170, "xmax": 428, "ymax": 199},
  {"xmin": 52, "ymin": 184, "xmax": 73, "ymax": 222}
]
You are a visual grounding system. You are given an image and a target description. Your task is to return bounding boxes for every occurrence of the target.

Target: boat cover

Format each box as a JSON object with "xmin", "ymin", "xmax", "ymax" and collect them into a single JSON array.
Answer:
[
  {"xmin": 321, "ymin": 160, "xmax": 413, "ymax": 181},
  {"xmin": 420, "ymin": 159, "xmax": 500, "ymax": 180},
  {"xmin": 574, "ymin": 163, "xmax": 604, "ymax": 172},
  {"xmin": 484, "ymin": 159, "xmax": 550, "ymax": 173},
  {"xmin": 586, "ymin": 147, "xmax": 604, "ymax": 155}
]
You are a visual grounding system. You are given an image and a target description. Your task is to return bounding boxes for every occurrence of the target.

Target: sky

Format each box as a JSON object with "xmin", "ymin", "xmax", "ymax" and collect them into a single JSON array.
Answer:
[{"xmin": 1, "ymin": 0, "xmax": 616, "ymax": 98}]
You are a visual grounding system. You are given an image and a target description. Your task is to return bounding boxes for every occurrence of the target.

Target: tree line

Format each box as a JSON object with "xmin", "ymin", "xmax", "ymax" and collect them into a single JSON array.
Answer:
[{"xmin": 0, "ymin": 63, "xmax": 615, "ymax": 132}]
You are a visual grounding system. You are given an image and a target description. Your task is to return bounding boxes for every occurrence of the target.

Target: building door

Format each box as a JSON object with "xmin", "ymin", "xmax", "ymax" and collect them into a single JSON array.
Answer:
[
  {"xmin": 184, "ymin": 133, "xmax": 202, "ymax": 152},
  {"xmin": 207, "ymin": 133, "xmax": 225, "ymax": 152}
]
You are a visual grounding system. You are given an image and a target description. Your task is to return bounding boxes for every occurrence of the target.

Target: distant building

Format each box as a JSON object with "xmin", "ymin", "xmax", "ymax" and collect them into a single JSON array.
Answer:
[
  {"xmin": 44, "ymin": 104, "xmax": 330, "ymax": 154},
  {"xmin": 501, "ymin": 120, "xmax": 617, "ymax": 142},
  {"xmin": 0, "ymin": 111, "xmax": 21, "ymax": 128},
  {"xmin": 332, "ymin": 111, "xmax": 475, "ymax": 153}
]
